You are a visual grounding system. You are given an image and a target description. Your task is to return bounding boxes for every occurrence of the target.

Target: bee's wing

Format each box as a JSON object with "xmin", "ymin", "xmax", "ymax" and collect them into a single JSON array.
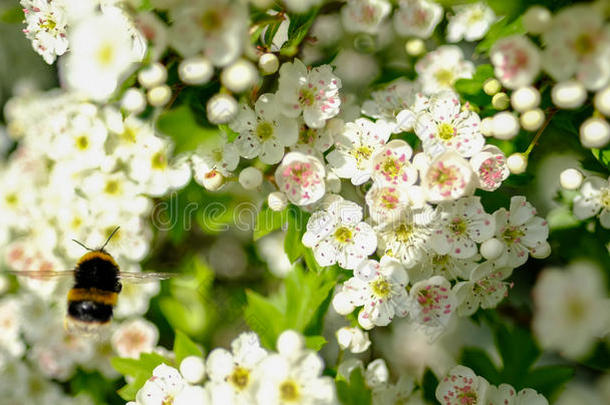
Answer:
[
  {"xmin": 4, "ymin": 270, "xmax": 75, "ymax": 279},
  {"xmin": 118, "ymin": 271, "xmax": 177, "ymax": 283}
]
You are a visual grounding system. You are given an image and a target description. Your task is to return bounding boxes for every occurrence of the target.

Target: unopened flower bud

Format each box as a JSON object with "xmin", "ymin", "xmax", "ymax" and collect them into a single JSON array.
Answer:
[
  {"xmin": 492, "ymin": 111, "xmax": 520, "ymax": 140},
  {"xmin": 480, "ymin": 117, "xmax": 494, "ymax": 136},
  {"xmin": 121, "ymin": 88, "xmax": 146, "ymax": 114},
  {"xmin": 511, "ymin": 86, "xmax": 540, "ymax": 112},
  {"xmin": 480, "ymin": 238, "xmax": 504, "ymax": 261},
  {"xmin": 507, "ymin": 153, "xmax": 528, "ymax": 174},
  {"xmin": 520, "ymin": 108, "xmax": 545, "ymax": 132},
  {"xmin": 147, "ymin": 85, "xmax": 171, "ymax": 107},
  {"xmin": 207, "ymin": 93, "xmax": 238, "ymax": 124},
  {"xmin": 277, "ymin": 330, "xmax": 304, "ymax": 355},
  {"xmin": 492, "ymin": 92, "xmax": 510, "ymax": 110},
  {"xmin": 483, "ymin": 78, "xmax": 502, "ymax": 96},
  {"xmin": 179, "ymin": 356, "xmax": 206, "ymax": 384},
  {"xmin": 268, "ymin": 191, "xmax": 288, "ymax": 211},
  {"xmin": 522, "ymin": 6, "xmax": 552, "ymax": 34},
  {"xmin": 239, "ymin": 167, "xmax": 263, "ymax": 190},
  {"xmin": 178, "ymin": 57, "xmax": 214, "ymax": 85},
  {"xmin": 405, "ymin": 38, "xmax": 426, "ymax": 56},
  {"xmin": 138, "ymin": 62, "xmax": 167, "ymax": 88},
  {"xmin": 580, "ymin": 117, "xmax": 610, "ymax": 149},
  {"xmin": 552, "ymin": 81, "xmax": 587, "ymax": 109},
  {"xmin": 336, "ymin": 327, "xmax": 371, "ymax": 354},
  {"xmin": 332, "ymin": 292, "xmax": 355, "ymax": 315},
  {"xmin": 258, "ymin": 53, "xmax": 279, "ymax": 75},
  {"xmin": 594, "ymin": 86, "xmax": 610, "ymax": 116},
  {"xmin": 221, "ymin": 59, "xmax": 258, "ymax": 93},
  {"xmin": 559, "ymin": 168, "xmax": 583, "ymax": 190},
  {"xmin": 201, "ymin": 170, "xmax": 225, "ymax": 191},
  {"xmin": 530, "ymin": 241, "xmax": 551, "ymax": 259}
]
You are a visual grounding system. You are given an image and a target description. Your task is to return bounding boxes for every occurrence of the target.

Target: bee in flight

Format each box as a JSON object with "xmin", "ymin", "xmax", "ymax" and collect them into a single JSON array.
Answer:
[{"xmin": 7, "ymin": 227, "xmax": 175, "ymax": 335}]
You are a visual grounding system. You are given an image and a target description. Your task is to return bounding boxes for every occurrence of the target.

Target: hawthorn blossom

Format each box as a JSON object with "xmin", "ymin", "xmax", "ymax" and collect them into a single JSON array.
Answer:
[
  {"xmin": 453, "ymin": 261, "xmax": 513, "ymax": 316},
  {"xmin": 422, "ymin": 151, "xmax": 476, "ymax": 202},
  {"xmin": 326, "ymin": 118, "xmax": 392, "ymax": 185},
  {"xmin": 230, "ymin": 93, "xmax": 298, "ymax": 164},
  {"xmin": 302, "ymin": 198, "xmax": 377, "ymax": 270},
  {"xmin": 375, "ymin": 205, "xmax": 438, "ymax": 268},
  {"xmin": 361, "ymin": 79, "xmax": 422, "ymax": 130},
  {"xmin": 135, "ymin": 364, "xmax": 198, "ymax": 405},
  {"xmin": 21, "ymin": 0, "xmax": 69, "ymax": 64},
  {"xmin": 111, "ymin": 319, "xmax": 159, "ymax": 359},
  {"xmin": 289, "ymin": 118, "xmax": 339, "ymax": 159},
  {"xmin": 533, "ymin": 261, "xmax": 609, "ymax": 359},
  {"xmin": 336, "ymin": 327, "xmax": 371, "ymax": 353},
  {"xmin": 206, "ymin": 332, "xmax": 267, "ymax": 405},
  {"xmin": 277, "ymin": 59, "xmax": 342, "ymax": 128},
  {"xmin": 414, "ymin": 91, "xmax": 484, "ymax": 158},
  {"xmin": 191, "ymin": 138, "xmax": 239, "ymax": 184},
  {"xmin": 371, "ymin": 140, "xmax": 418, "ymax": 187},
  {"xmin": 490, "ymin": 35, "xmax": 541, "ymax": 89},
  {"xmin": 493, "ymin": 196, "xmax": 549, "ymax": 268},
  {"xmin": 573, "ymin": 176, "xmax": 610, "ymax": 228},
  {"xmin": 365, "ymin": 184, "xmax": 414, "ymax": 225},
  {"xmin": 409, "ymin": 252, "xmax": 480, "ymax": 283},
  {"xmin": 407, "ymin": 276, "xmax": 457, "ymax": 340},
  {"xmin": 341, "ymin": 0, "xmax": 392, "ymax": 34},
  {"xmin": 435, "ymin": 366, "xmax": 491, "ymax": 405},
  {"xmin": 446, "ymin": 3, "xmax": 496, "ymax": 43},
  {"xmin": 393, "ymin": 0, "xmax": 443, "ymax": 39},
  {"xmin": 430, "ymin": 196, "xmax": 495, "ymax": 259},
  {"xmin": 470, "ymin": 145, "xmax": 510, "ymax": 192},
  {"xmin": 275, "ymin": 152, "xmax": 326, "ymax": 206},
  {"xmin": 487, "ymin": 384, "xmax": 549, "ymax": 405},
  {"xmin": 415, "ymin": 46, "xmax": 475, "ymax": 94},
  {"xmin": 541, "ymin": 4, "xmax": 610, "ymax": 90},
  {"xmin": 342, "ymin": 256, "xmax": 409, "ymax": 328}
]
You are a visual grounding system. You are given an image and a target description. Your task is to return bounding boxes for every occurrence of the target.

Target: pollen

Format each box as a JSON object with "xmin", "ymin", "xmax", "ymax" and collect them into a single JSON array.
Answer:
[
  {"xmin": 437, "ymin": 122, "xmax": 456, "ymax": 141},
  {"xmin": 334, "ymin": 226, "xmax": 353, "ymax": 244},
  {"xmin": 370, "ymin": 278, "xmax": 391, "ymax": 298},
  {"xmin": 256, "ymin": 121, "xmax": 274, "ymax": 141},
  {"xmin": 229, "ymin": 366, "xmax": 250, "ymax": 390},
  {"xmin": 279, "ymin": 380, "xmax": 300, "ymax": 402},
  {"xmin": 96, "ymin": 42, "xmax": 115, "ymax": 66}
]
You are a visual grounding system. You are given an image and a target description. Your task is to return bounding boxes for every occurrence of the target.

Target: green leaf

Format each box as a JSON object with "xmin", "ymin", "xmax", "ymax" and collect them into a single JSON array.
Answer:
[
  {"xmin": 0, "ymin": 6, "xmax": 23, "ymax": 24},
  {"xmin": 253, "ymin": 205, "xmax": 288, "ymax": 241},
  {"xmin": 496, "ymin": 324, "xmax": 540, "ymax": 386},
  {"xmin": 524, "ymin": 366, "xmax": 574, "ymax": 401},
  {"xmin": 284, "ymin": 206, "xmax": 309, "ymax": 263},
  {"xmin": 280, "ymin": 8, "xmax": 319, "ymax": 57},
  {"xmin": 156, "ymin": 105, "xmax": 219, "ymax": 154},
  {"xmin": 304, "ymin": 335, "xmax": 327, "ymax": 351},
  {"xmin": 244, "ymin": 289, "xmax": 285, "ymax": 349},
  {"xmin": 454, "ymin": 64, "xmax": 494, "ymax": 95},
  {"xmin": 421, "ymin": 369, "xmax": 440, "ymax": 405},
  {"xmin": 476, "ymin": 16, "xmax": 525, "ymax": 53},
  {"xmin": 173, "ymin": 330, "xmax": 203, "ymax": 365},
  {"xmin": 592, "ymin": 146, "xmax": 610, "ymax": 170},
  {"xmin": 336, "ymin": 367, "xmax": 372, "ymax": 405},
  {"xmin": 111, "ymin": 352, "xmax": 168, "ymax": 401},
  {"xmin": 460, "ymin": 347, "xmax": 502, "ymax": 385}
]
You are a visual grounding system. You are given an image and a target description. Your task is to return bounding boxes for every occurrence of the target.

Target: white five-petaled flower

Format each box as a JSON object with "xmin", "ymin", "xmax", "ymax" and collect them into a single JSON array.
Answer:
[
  {"xmin": 435, "ymin": 365, "xmax": 490, "ymax": 405},
  {"xmin": 289, "ymin": 118, "xmax": 339, "ymax": 159},
  {"xmin": 393, "ymin": 0, "xmax": 443, "ymax": 39},
  {"xmin": 541, "ymin": 4, "xmax": 610, "ymax": 90},
  {"xmin": 302, "ymin": 198, "xmax": 377, "ymax": 270},
  {"xmin": 493, "ymin": 196, "xmax": 549, "ymax": 268},
  {"xmin": 361, "ymin": 79, "xmax": 422, "ymax": 132},
  {"xmin": 469, "ymin": 145, "xmax": 510, "ymax": 192},
  {"xmin": 191, "ymin": 137, "xmax": 239, "ymax": 183},
  {"xmin": 277, "ymin": 59, "xmax": 342, "ymax": 128},
  {"xmin": 375, "ymin": 205, "xmax": 438, "ymax": 268},
  {"xmin": 275, "ymin": 152, "xmax": 326, "ymax": 206},
  {"xmin": 415, "ymin": 46, "xmax": 475, "ymax": 95},
  {"xmin": 342, "ymin": 256, "xmax": 409, "ymax": 328},
  {"xmin": 414, "ymin": 91, "xmax": 484, "ymax": 158},
  {"xmin": 453, "ymin": 261, "xmax": 513, "ymax": 317},
  {"xmin": 341, "ymin": 0, "xmax": 392, "ymax": 34},
  {"xmin": 326, "ymin": 117, "xmax": 392, "ymax": 185},
  {"xmin": 371, "ymin": 139, "xmax": 418, "ymax": 187},
  {"xmin": 21, "ymin": 0, "xmax": 69, "ymax": 64},
  {"xmin": 446, "ymin": 2, "xmax": 496, "ymax": 43},
  {"xmin": 422, "ymin": 151, "xmax": 476, "ymax": 202},
  {"xmin": 230, "ymin": 93, "xmax": 298, "ymax": 164},
  {"xmin": 407, "ymin": 276, "xmax": 457, "ymax": 340},
  {"xmin": 111, "ymin": 318, "xmax": 159, "ymax": 360},
  {"xmin": 490, "ymin": 35, "xmax": 541, "ymax": 89},
  {"xmin": 365, "ymin": 183, "xmax": 415, "ymax": 226},
  {"xmin": 430, "ymin": 196, "xmax": 495, "ymax": 259},
  {"xmin": 136, "ymin": 364, "xmax": 186, "ymax": 405},
  {"xmin": 573, "ymin": 176, "xmax": 610, "ymax": 228},
  {"xmin": 533, "ymin": 261, "xmax": 609, "ymax": 359},
  {"xmin": 206, "ymin": 332, "xmax": 267, "ymax": 405}
]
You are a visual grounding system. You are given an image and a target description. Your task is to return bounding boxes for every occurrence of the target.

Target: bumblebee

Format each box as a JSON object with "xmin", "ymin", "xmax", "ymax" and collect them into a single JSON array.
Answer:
[{"xmin": 8, "ymin": 228, "xmax": 174, "ymax": 335}]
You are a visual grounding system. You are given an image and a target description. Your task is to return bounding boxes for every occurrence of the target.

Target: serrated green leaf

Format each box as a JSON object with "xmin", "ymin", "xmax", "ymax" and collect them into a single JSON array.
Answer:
[
  {"xmin": 173, "ymin": 330, "xmax": 203, "ymax": 365},
  {"xmin": 254, "ymin": 205, "xmax": 288, "ymax": 241},
  {"xmin": 525, "ymin": 366, "xmax": 574, "ymax": 401},
  {"xmin": 592, "ymin": 146, "xmax": 610, "ymax": 170},
  {"xmin": 244, "ymin": 289, "xmax": 285, "ymax": 350},
  {"xmin": 156, "ymin": 105, "xmax": 219, "ymax": 154},
  {"xmin": 284, "ymin": 206, "xmax": 309, "ymax": 263},
  {"xmin": 460, "ymin": 347, "xmax": 502, "ymax": 385},
  {"xmin": 336, "ymin": 367, "xmax": 372, "ymax": 405},
  {"xmin": 495, "ymin": 324, "xmax": 540, "ymax": 387}
]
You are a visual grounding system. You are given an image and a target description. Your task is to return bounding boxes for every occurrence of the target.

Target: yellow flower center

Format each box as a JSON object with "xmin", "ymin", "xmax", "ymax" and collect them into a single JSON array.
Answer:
[
  {"xmin": 383, "ymin": 158, "xmax": 400, "ymax": 177},
  {"xmin": 201, "ymin": 10, "xmax": 222, "ymax": 31},
  {"xmin": 502, "ymin": 226, "xmax": 524, "ymax": 244},
  {"xmin": 437, "ymin": 122, "xmax": 456, "ymax": 141},
  {"xmin": 395, "ymin": 223, "xmax": 413, "ymax": 242},
  {"xmin": 449, "ymin": 218, "xmax": 467, "ymax": 235},
  {"xmin": 468, "ymin": 9, "xmax": 484, "ymax": 24},
  {"xmin": 229, "ymin": 366, "xmax": 250, "ymax": 390},
  {"xmin": 104, "ymin": 180, "xmax": 120, "ymax": 195},
  {"xmin": 434, "ymin": 69, "xmax": 455, "ymax": 87},
  {"xmin": 121, "ymin": 127, "xmax": 137, "ymax": 143},
  {"xmin": 334, "ymin": 226, "xmax": 353, "ymax": 244},
  {"xmin": 5, "ymin": 193, "xmax": 18, "ymax": 206},
  {"xmin": 40, "ymin": 17, "xmax": 57, "ymax": 31},
  {"xmin": 151, "ymin": 151, "xmax": 167, "ymax": 170},
  {"xmin": 279, "ymin": 380, "xmax": 300, "ymax": 402},
  {"xmin": 574, "ymin": 33, "xmax": 595, "ymax": 56},
  {"xmin": 76, "ymin": 135, "xmax": 89, "ymax": 150},
  {"xmin": 96, "ymin": 43, "xmax": 115, "ymax": 67},
  {"xmin": 350, "ymin": 145, "xmax": 373, "ymax": 165},
  {"xmin": 370, "ymin": 278, "xmax": 391, "ymax": 298},
  {"xmin": 600, "ymin": 188, "xmax": 610, "ymax": 209},
  {"xmin": 298, "ymin": 88, "xmax": 315, "ymax": 107},
  {"xmin": 256, "ymin": 121, "xmax": 274, "ymax": 141}
]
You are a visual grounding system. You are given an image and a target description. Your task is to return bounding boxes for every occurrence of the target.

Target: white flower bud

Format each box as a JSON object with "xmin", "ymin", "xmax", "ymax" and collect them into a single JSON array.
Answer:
[
  {"xmin": 594, "ymin": 86, "xmax": 610, "ymax": 116},
  {"xmin": 480, "ymin": 117, "xmax": 495, "ymax": 136},
  {"xmin": 179, "ymin": 356, "xmax": 206, "ymax": 384},
  {"xmin": 336, "ymin": 327, "xmax": 371, "ymax": 354},
  {"xmin": 178, "ymin": 57, "xmax": 214, "ymax": 85},
  {"xmin": 492, "ymin": 111, "xmax": 520, "ymax": 140},
  {"xmin": 511, "ymin": 86, "xmax": 540, "ymax": 112},
  {"xmin": 201, "ymin": 170, "xmax": 225, "ymax": 191},
  {"xmin": 483, "ymin": 78, "xmax": 502, "ymax": 96},
  {"xmin": 138, "ymin": 62, "xmax": 167, "ymax": 89},
  {"xmin": 258, "ymin": 53, "xmax": 279, "ymax": 75},
  {"xmin": 520, "ymin": 108, "xmax": 545, "ymax": 132},
  {"xmin": 507, "ymin": 153, "xmax": 528, "ymax": 174},
  {"xmin": 530, "ymin": 241, "xmax": 551, "ymax": 259},
  {"xmin": 559, "ymin": 168, "xmax": 583, "ymax": 190},
  {"xmin": 147, "ymin": 85, "xmax": 171, "ymax": 107},
  {"xmin": 552, "ymin": 81, "xmax": 587, "ymax": 109},
  {"xmin": 121, "ymin": 88, "xmax": 146, "ymax": 114},
  {"xmin": 522, "ymin": 6, "xmax": 552, "ymax": 34},
  {"xmin": 206, "ymin": 93, "xmax": 238, "ymax": 124},
  {"xmin": 405, "ymin": 38, "xmax": 426, "ymax": 56},
  {"xmin": 268, "ymin": 191, "xmax": 288, "ymax": 211},
  {"xmin": 332, "ymin": 292, "xmax": 355, "ymax": 315},
  {"xmin": 492, "ymin": 92, "xmax": 510, "ymax": 110},
  {"xmin": 239, "ymin": 167, "xmax": 263, "ymax": 190},
  {"xmin": 221, "ymin": 59, "xmax": 258, "ymax": 93},
  {"xmin": 580, "ymin": 117, "xmax": 610, "ymax": 149},
  {"xmin": 277, "ymin": 330, "xmax": 305, "ymax": 355},
  {"xmin": 358, "ymin": 310, "xmax": 375, "ymax": 330},
  {"xmin": 480, "ymin": 238, "xmax": 504, "ymax": 261}
]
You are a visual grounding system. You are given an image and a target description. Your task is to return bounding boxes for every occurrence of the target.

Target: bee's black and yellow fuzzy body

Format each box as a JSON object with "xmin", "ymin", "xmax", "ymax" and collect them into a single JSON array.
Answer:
[{"xmin": 65, "ymin": 251, "xmax": 122, "ymax": 333}]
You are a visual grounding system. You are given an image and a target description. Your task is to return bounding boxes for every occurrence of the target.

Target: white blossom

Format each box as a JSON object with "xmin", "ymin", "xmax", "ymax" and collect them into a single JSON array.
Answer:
[
  {"xmin": 275, "ymin": 152, "xmax": 326, "ymax": 206},
  {"xmin": 573, "ymin": 176, "xmax": 610, "ymax": 228},
  {"xmin": 490, "ymin": 35, "xmax": 541, "ymax": 89},
  {"xmin": 341, "ymin": 0, "xmax": 392, "ymax": 34},
  {"xmin": 446, "ymin": 3, "xmax": 496, "ymax": 43},
  {"xmin": 435, "ymin": 365, "xmax": 490, "ymax": 405},
  {"xmin": 422, "ymin": 151, "xmax": 476, "ymax": 203},
  {"xmin": 407, "ymin": 276, "xmax": 457, "ymax": 340},
  {"xmin": 393, "ymin": 0, "xmax": 443, "ymax": 39},
  {"xmin": 454, "ymin": 261, "xmax": 513, "ymax": 316},
  {"xmin": 416, "ymin": 46, "xmax": 475, "ymax": 94}
]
